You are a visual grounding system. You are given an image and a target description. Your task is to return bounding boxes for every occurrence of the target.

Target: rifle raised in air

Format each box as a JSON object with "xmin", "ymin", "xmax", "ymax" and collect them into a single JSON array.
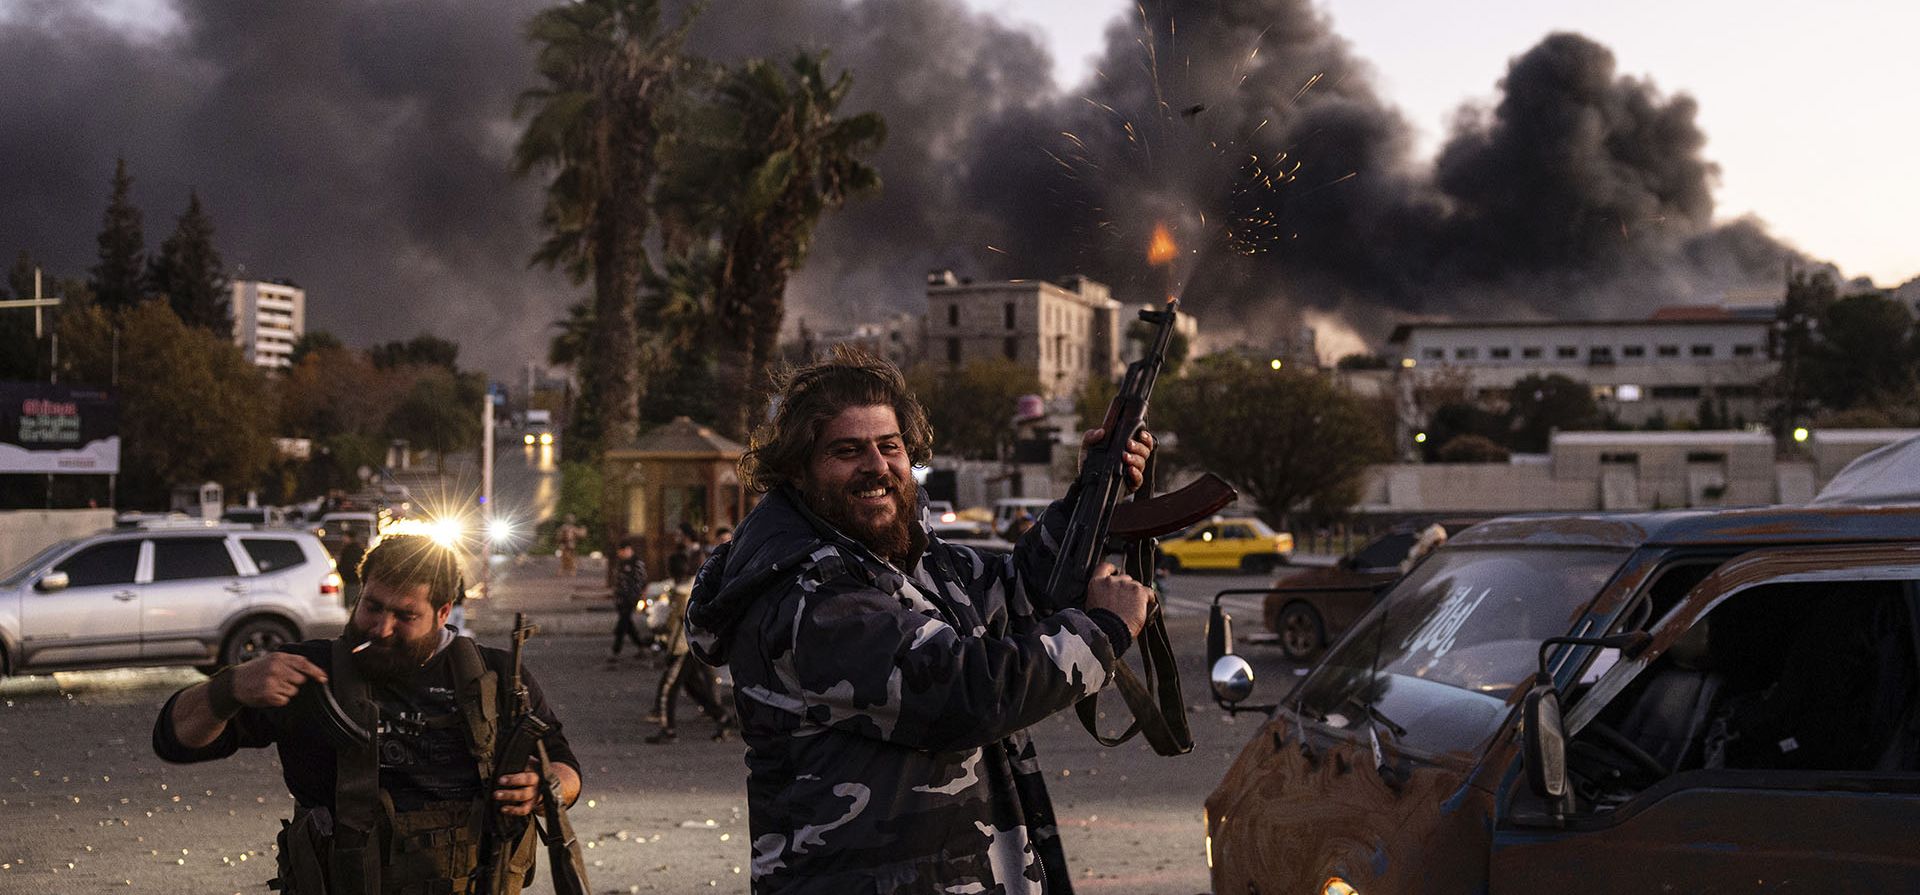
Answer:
[{"xmin": 1045, "ymin": 300, "xmax": 1237, "ymax": 757}]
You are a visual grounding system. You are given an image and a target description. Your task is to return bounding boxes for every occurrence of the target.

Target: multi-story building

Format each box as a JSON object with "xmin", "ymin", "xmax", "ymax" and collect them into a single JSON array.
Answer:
[
  {"xmin": 793, "ymin": 312, "xmax": 922, "ymax": 369},
  {"xmin": 923, "ymin": 272, "xmax": 1122, "ymax": 399},
  {"xmin": 1388, "ymin": 309, "xmax": 1778, "ymax": 427},
  {"xmin": 230, "ymin": 279, "xmax": 306, "ymax": 371}
]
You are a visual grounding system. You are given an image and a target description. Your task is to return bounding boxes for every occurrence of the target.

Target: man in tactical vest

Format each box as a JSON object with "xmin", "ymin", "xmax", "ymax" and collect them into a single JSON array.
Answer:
[
  {"xmin": 685, "ymin": 347, "xmax": 1154, "ymax": 893},
  {"xmin": 153, "ymin": 535, "xmax": 583, "ymax": 894}
]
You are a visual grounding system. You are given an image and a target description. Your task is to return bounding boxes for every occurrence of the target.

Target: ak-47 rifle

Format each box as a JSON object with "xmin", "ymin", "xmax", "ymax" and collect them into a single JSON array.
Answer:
[
  {"xmin": 486, "ymin": 613, "xmax": 589, "ymax": 895},
  {"xmin": 1047, "ymin": 300, "xmax": 1237, "ymax": 757}
]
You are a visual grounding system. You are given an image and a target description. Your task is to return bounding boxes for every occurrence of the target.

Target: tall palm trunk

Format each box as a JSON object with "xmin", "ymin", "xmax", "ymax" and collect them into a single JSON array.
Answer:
[
  {"xmin": 713, "ymin": 233, "xmax": 758, "ymax": 440},
  {"xmin": 592, "ymin": 78, "xmax": 650, "ymax": 546}
]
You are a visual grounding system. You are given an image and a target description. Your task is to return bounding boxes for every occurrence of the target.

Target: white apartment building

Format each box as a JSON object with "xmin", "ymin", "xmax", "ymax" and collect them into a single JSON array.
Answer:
[
  {"xmin": 230, "ymin": 279, "xmax": 306, "ymax": 371},
  {"xmin": 923, "ymin": 272, "xmax": 1122, "ymax": 399},
  {"xmin": 1389, "ymin": 311, "xmax": 1778, "ymax": 426}
]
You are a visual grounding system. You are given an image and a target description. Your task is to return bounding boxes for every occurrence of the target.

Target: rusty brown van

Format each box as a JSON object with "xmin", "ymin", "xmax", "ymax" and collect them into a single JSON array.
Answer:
[{"xmin": 1205, "ymin": 504, "xmax": 1920, "ymax": 893}]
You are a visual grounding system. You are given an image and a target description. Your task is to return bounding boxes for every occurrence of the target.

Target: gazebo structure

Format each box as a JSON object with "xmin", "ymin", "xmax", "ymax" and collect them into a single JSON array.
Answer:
[{"xmin": 604, "ymin": 417, "xmax": 754, "ymax": 572}]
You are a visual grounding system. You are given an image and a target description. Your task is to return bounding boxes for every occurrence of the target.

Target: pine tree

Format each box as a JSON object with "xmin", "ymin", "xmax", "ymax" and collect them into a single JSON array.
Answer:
[
  {"xmin": 147, "ymin": 190, "xmax": 231, "ymax": 338},
  {"xmin": 90, "ymin": 157, "xmax": 147, "ymax": 311}
]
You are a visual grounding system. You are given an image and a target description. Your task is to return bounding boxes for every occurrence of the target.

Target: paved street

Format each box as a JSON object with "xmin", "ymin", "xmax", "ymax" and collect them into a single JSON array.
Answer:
[{"xmin": 0, "ymin": 560, "xmax": 1311, "ymax": 895}]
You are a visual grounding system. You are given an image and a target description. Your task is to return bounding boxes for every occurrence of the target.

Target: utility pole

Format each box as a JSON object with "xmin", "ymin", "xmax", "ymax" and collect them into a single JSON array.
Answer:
[
  {"xmin": 0, "ymin": 268, "xmax": 62, "ymax": 335},
  {"xmin": 480, "ymin": 389, "xmax": 495, "ymax": 601},
  {"xmin": 0, "ymin": 268, "xmax": 64, "ymax": 379}
]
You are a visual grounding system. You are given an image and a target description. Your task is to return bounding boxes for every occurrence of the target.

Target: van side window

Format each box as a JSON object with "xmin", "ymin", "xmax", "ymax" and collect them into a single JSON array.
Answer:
[
  {"xmin": 1619, "ymin": 558, "xmax": 1729, "ymax": 632},
  {"xmin": 1569, "ymin": 579, "xmax": 1918, "ymax": 806}
]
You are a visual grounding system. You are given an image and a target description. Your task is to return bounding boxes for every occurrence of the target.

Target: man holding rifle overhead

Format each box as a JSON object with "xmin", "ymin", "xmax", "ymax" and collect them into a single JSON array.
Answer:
[
  {"xmin": 685, "ymin": 346, "xmax": 1156, "ymax": 894},
  {"xmin": 152, "ymin": 534, "xmax": 583, "ymax": 895}
]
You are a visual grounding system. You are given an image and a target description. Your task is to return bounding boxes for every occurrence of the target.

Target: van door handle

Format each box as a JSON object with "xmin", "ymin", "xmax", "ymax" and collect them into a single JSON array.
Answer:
[{"xmin": 113, "ymin": 590, "xmax": 137, "ymax": 602}]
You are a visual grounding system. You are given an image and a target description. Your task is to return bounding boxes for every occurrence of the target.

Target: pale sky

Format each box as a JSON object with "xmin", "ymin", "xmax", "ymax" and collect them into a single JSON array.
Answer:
[{"xmin": 968, "ymin": 0, "xmax": 1920, "ymax": 288}]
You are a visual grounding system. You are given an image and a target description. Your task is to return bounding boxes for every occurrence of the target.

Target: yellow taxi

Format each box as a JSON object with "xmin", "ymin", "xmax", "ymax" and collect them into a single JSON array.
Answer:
[{"xmin": 1161, "ymin": 516, "xmax": 1294, "ymax": 573}]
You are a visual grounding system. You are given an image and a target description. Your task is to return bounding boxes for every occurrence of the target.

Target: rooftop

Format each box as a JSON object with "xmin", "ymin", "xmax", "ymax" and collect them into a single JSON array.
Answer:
[
  {"xmin": 609, "ymin": 416, "xmax": 745, "ymax": 458},
  {"xmin": 1388, "ymin": 315, "xmax": 1772, "ymax": 343}
]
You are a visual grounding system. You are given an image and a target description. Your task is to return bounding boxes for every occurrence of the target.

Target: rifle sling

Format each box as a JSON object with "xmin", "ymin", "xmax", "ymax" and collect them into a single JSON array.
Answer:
[
  {"xmin": 328, "ymin": 637, "xmax": 384, "ymax": 895},
  {"xmin": 1074, "ymin": 538, "xmax": 1193, "ymax": 756}
]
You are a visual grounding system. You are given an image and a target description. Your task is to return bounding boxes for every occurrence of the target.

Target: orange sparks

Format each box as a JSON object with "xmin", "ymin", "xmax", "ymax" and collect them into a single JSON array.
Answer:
[{"xmin": 1147, "ymin": 222, "xmax": 1178, "ymax": 266}]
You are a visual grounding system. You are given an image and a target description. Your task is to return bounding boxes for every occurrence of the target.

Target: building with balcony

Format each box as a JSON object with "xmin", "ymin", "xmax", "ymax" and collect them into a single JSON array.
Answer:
[
  {"xmin": 230, "ymin": 279, "xmax": 306, "ymax": 371},
  {"xmin": 923, "ymin": 272, "xmax": 1122, "ymax": 400},
  {"xmin": 1388, "ymin": 310, "xmax": 1778, "ymax": 427}
]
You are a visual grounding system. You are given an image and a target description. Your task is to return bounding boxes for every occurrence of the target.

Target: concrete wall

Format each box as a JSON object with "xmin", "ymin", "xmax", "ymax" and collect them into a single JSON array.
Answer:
[
  {"xmin": 0, "ymin": 509, "xmax": 116, "ymax": 575},
  {"xmin": 1357, "ymin": 429, "xmax": 1920, "ymax": 516},
  {"xmin": 1360, "ymin": 462, "xmax": 1598, "ymax": 514}
]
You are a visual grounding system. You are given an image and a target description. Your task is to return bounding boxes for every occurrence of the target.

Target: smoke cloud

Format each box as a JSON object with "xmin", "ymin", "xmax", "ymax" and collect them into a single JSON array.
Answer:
[{"xmin": 0, "ymin": 0, "xmax": 1803, "ymax": 378}]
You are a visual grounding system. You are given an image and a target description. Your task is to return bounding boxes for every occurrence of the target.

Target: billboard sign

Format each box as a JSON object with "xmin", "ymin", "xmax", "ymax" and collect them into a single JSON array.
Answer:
[{"xmin": 0, "ymin": 383, "xmax": 120, "ymax": 474}]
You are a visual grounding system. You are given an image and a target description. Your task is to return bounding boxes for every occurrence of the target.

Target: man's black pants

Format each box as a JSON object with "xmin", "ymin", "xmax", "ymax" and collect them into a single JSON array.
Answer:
[
  {"xmin": 654, "ymin": 653, "xmax": 727, "ymax": 727},
  {"xmin": 610, "ymin": 608, "xmax": 649, "ymax": 655}
]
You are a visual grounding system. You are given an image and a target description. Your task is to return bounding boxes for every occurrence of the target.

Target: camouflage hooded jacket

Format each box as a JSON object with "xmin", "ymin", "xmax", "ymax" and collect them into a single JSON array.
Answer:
[{"xmin": 686, "ymin": 486, "xmax": 1131, "ymax": 894}]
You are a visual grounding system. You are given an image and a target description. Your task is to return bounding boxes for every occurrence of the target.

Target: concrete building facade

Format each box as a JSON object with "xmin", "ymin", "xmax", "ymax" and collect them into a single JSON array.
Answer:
[
  {"xmin": 230, "ymin": 279, "xmax": 306, "ymax": 371},
  {"xmin": 923, "ymin": 272, "xmax": 1122, "ymax": 399},
  {"xmin": 1389, "ymin": 314, "xmax": 1777, "ymax": 427},
  {"xmin": 1355, "ymin": 429, "xmax": 1920, "ymax": 517},
  {"xmin": 794, "ymin": 312, "xmax": 922, "ymax": 369}
]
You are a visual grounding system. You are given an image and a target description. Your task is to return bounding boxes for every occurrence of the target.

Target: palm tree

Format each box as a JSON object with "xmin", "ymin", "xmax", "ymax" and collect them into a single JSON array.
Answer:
[
  {"xmin": 514, "ymin": 0, "xmax": 700, "ymax": 533},
  {"xmin": 665, "ymin": 52, "xmax": 885, "ymax": 438}
]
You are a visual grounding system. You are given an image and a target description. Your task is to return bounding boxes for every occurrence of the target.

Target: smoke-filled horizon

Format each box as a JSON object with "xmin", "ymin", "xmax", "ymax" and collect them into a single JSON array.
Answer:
[{"xmin": 0, "ymin": 0, "xmax": 1837, "ymax": 379}]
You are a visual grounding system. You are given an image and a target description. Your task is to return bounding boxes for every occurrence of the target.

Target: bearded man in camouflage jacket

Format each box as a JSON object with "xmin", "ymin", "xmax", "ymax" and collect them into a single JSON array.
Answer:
[{"xmin": 686, "ymin": 347, "xmax": 1154, "ymax": 894}]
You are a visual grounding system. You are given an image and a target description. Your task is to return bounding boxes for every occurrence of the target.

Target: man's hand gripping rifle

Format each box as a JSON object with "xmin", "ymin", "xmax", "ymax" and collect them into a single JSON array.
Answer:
[
  {"xmin": 486, "ymin": 614, "xmax": 589, "ymax": 895},
  {"xmin": 1045, "ymin": 300, "xmax": 1236, "ymax": 757}
]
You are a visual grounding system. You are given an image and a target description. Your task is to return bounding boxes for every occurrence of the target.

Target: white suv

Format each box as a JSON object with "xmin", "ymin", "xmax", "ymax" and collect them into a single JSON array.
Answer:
[{"xmin": 0, "ymin": 521, "xmax": 349, "ymax": 677}]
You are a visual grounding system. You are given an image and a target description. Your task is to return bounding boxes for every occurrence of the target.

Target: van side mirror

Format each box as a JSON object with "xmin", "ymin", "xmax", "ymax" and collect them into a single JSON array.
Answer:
[
  {"xmin": 1211, "ymin": 655, "xmax": 1256, "ymax": 703},
  {"xmin": 35, "ymin": 571, "xmax": 70, "ymax": 593},
  {"xmin": 1523, "ymin": 679, "xmax": 1568, "ymax": 800}
]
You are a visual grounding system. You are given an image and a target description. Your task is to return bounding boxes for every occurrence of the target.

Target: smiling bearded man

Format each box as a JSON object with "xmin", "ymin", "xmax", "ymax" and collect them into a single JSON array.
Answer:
[{"xmin": 684, "ymin": 346, "xmax": 1155, "ymax": 894}]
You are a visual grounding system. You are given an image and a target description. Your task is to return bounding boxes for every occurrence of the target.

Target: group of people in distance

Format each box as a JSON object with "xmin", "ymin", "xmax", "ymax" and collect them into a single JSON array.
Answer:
[{"xmin": 606, "ymin": 523, "xmax": 738, "ymax": 744}]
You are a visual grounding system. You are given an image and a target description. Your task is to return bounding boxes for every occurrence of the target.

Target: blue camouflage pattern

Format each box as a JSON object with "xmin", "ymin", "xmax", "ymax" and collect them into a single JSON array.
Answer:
[{"xmin": 686, "ymin": 486, "xmax": 1120, "ymax": 894}]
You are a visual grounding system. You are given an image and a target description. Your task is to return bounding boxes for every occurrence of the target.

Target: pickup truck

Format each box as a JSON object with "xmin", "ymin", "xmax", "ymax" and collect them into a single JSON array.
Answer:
[{"xmin": 1205, "ymin": 504, "xmax": 1920, "ymax": 893}]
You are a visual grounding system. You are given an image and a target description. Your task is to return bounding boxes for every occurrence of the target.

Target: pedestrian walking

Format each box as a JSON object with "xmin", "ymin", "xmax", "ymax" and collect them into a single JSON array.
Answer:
[
  {"xmin": 645, "ymin": 552, "xmax": 732, "ymax": 743},
  {"xmin": 152, "ymin": 535, "xmax": 584, "ymax": 894},
  {"xmin": 684, "ymin": 346, "xmax": 1153, "ymax": 893},
  {"xmin": 607, "ymin": 536, "xmax": 650, "ymax": 665},
  {"xmin": 336, "ymin": 530, "xmax": 366, "ymax": 607},
  {"xmin": 555, "ymin": 514, "xmax": 583, "ymax": 577}
]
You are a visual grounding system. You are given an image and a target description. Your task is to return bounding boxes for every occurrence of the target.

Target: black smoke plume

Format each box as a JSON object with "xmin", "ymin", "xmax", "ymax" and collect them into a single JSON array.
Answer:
[
  {"xmin": 0, "ymin": 0, "xmax": 1802, "ymax": 377},
  {"xmin": 681, "ymin": 0, "xmax": 1803, "ymax": 348}
]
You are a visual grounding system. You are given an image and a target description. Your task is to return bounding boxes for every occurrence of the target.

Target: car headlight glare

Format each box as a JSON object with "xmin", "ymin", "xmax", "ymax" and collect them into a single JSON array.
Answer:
[{"xmin": 1323, "ymin": 878, "xmax": 1359, "ymax": 895}]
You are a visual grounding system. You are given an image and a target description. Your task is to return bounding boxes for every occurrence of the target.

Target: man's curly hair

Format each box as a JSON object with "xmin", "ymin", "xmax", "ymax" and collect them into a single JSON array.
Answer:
[
  {"xmin": 740, "ymin": 345, "xmax": 933, "ymax": 493},
  {"xmin": 357, "ymin": 535, "xmax": 464, "ymax": 609}
]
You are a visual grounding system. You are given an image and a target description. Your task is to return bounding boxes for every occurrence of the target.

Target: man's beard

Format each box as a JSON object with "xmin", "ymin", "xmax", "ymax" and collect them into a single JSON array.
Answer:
[
  {"xmin": 803, "ymin": 471, "xmax": 917, "ymax": 564},
  {"xmin": 343, "ymin": 621, "xmax": 439, "ymax": 682}
]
